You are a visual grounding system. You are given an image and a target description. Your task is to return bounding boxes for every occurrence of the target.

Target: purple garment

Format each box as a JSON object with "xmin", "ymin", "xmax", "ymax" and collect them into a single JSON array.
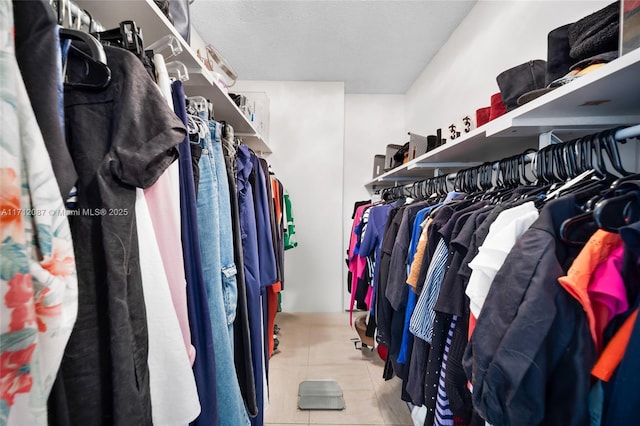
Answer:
[
  {"xmin": 236, "ymin": 145, "xmax": 265, "ymax": 426},
  {"xmin": 360, "ymin": 204, "xmax": 393, "ymax": 316},
  {"xmin": 249, "ymin": 152, "xmax": 278, "ymax": 288}
]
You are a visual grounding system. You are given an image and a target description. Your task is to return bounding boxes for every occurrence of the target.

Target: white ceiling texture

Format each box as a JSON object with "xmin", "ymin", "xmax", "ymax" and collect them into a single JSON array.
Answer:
[{"xmin": 191, "ymin": 0, "xmax": 477, "ymax": 94}]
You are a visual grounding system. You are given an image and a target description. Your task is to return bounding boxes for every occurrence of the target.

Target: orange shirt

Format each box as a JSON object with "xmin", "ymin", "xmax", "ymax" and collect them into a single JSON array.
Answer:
[
  {"xmin": 592, "ymin": 308, "xmax": 639, "ymax": 381},
  {"xmin": 558, "ymin": 230, "xmax": 622, "ymax": 352}
]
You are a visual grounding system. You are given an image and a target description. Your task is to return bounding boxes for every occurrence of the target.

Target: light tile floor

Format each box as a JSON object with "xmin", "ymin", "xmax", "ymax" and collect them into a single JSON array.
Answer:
[{"xmin": 265, "ymin": 312, "xmax": 413, "ymax": 426}]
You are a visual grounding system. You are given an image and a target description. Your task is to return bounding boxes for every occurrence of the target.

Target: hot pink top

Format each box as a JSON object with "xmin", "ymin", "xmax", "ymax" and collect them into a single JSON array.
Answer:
[
  {"xmin": 348, "ymin": 204, "xmax": 371, "ymax": 325},
  {"xmin": 589, "ymin": 245, "xmax": 629, "ymax": 342}
]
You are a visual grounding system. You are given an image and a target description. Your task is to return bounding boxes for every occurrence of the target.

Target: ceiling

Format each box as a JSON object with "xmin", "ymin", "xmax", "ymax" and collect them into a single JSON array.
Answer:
[{"xmin": 191, "ymin": 1, "xmax": 477, "ymax": 94}]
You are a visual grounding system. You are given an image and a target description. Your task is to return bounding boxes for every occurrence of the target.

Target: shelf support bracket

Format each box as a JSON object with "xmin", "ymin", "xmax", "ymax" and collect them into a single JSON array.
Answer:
[{"xmin": 538, "ymin": 130, "xmax": 564, "ymax": 149}]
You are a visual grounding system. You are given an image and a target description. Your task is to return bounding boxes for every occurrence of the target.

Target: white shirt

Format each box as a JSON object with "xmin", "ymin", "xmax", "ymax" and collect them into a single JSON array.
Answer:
[{"xmin": 466, "ymin": 202, "xmax": 539, "ymax": 319}]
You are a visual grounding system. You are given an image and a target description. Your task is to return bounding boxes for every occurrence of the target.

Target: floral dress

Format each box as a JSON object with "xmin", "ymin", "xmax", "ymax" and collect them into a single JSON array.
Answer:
[{"xmin": 0, "ymin": 1, "xmax": 78, "ymax": 424}]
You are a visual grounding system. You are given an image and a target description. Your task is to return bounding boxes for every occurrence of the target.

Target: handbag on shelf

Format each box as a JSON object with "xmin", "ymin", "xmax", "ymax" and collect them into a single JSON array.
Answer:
[{"xmin": 393, "ymin": 142, "xmax": 410, "ymax": 166}]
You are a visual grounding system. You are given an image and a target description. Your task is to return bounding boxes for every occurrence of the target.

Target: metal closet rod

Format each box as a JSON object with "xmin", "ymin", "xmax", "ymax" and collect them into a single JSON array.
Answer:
[
  {"xmin": 422, "ymin": 123, "xmax": 639, "ymax": 182},
  {"xmin": 616, "ymin": 123, "xmax": 640, "ymax": 140},
  {"xmin": 379, "ymin": 125, "xmax": 639, "ymax": 195}
]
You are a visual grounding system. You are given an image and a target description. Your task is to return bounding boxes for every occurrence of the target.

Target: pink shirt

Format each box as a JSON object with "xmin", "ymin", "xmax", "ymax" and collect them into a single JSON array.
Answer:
[
  {"xmin": 348, "ymin": 204, "xmax": 371, "ymax": 325},
  {"xmin": 144, "ymin": 166, "xmax": 196, "ymax": 364}
]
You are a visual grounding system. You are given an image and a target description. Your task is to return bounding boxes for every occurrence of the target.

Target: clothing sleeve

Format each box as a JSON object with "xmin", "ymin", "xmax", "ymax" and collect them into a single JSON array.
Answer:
[
  {"xmin": 360, "ymin": 207, "xmax": 378, "ymax": 257},
  {"xmin": 385, "ymin": 209, "xmax": 413, "ymax": 309},
  {"xmin": 252, "ymin": 154, "xmax": 278, "ymax": 288},
  {"xmin": 407, "ymin": 219, "xmax": 431, "ymax": 289},
  {"xmin": 109, "ymin": 48, "xmax": 184, "ymax": 188}
]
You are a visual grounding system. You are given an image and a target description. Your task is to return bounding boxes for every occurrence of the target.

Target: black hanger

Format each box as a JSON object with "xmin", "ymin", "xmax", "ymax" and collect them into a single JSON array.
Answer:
[
  {"xmin": 92, "ymin": 21, "xmax": 145, "ymax": 60},
  {"xmin": 601, "ymin": 127, "xmax": 629, "ymax": 177},
  {"xmin": 60, "ymin": 28, "xmax": 107, "ymax": 65},
  {"xmin": 518, "ymin": 146, "xmax": 557, "ymax": 201},
  {"xmin": 556, "ymin": 128, "xmax": 634, "ymax": 243},
  {"xmin": 60, "ymin": 29, "xmax": 111, "ymax": 89},
  {"xmin": 593, "ymin": 181, "xmax": 640, "ymax": 232}
]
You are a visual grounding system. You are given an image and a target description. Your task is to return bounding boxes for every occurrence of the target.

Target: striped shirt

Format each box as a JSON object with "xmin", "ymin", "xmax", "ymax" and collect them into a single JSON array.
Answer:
[
  {"xmin": 435, "ymin": 316, "xmax": 458, "ymax": 426},
  {"xmin": 409, "ymin": 238, "xmax": 449, "ymax": 342}
]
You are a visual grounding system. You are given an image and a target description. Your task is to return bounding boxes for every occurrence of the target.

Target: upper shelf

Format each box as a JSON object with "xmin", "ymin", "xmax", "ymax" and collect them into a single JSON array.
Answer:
[
  {"xmin": 366, "ymin": 47, "xmax": 640, "ymax": 191},
  {"xmin": 75, "ymin": 0, "xmax": 272, "ymax": 154}
]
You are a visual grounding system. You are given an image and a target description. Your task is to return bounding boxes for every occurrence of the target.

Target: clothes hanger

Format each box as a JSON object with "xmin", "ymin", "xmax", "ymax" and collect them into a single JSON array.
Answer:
[
  {"xmin": 92, "ymin": 21, "xmax": 145, "ymax": 60},
  {"xmin": 61, "ymin": 29, "xmax": 111, "ymax": 89},
  {"xmin": 546, "ymin": 133, "xmax": 612, "ymax": 201},
  {"xmin": 518, "ymin": 145, "xmax": 559, "ymax": 201},
  {"xmin": 591, "ymin": 178, "xmax": 640, "ymax": 231},
  {"xmin": 485, "ymin": 151, "xmax": 530, "ymax": 203},
  {"xmin": 601, "ymin": 127, "xmax": 631, "ymax": 180},
  {"xmin": 557, "ymin": 129, "xmax": 633, "ymax": 243}
]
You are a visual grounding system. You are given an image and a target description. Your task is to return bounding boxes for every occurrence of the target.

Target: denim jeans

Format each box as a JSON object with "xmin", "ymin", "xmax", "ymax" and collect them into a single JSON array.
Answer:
[
  {"xmin": 196, "ymin": 118, "xmax": 249, "ymax": 426},
  {"xmin": 210, "ymin": 121, "xmax": 238, "ymax": 340}
]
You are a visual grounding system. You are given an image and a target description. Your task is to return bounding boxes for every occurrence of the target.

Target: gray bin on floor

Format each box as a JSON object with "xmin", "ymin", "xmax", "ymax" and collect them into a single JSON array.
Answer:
[{"xmin": 298, "ymin": 380, "xmax": 345, "ymax": 410}]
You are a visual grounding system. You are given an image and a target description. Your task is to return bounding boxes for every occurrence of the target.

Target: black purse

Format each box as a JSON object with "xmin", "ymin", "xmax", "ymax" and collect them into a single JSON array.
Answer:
[{"xmin": 392, "ymin": 142, "xmax": 410, "ymax": 167}]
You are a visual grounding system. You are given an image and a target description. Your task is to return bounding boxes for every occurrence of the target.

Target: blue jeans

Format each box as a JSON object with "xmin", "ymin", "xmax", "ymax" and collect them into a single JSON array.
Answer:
[
  {"xmin": 196, "ymin": 119, "xmax": 249, "ymax": 426},
  {"xmin": 210, "ymin": 121, "xmax": 238, "ymax": 341}
]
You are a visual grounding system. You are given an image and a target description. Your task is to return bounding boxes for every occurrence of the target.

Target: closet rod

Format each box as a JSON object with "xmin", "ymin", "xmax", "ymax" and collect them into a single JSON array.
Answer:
[
  {"xmin": 616, "ymin": 124, "xmax": 640, "ymax": 140},
  {"xmin": 379, "ymin": 150, "xmax": 537, "ymax": 196},
  {"xmin": 53, "ymin": 0, "xmax": 105, "ymax": 32}
]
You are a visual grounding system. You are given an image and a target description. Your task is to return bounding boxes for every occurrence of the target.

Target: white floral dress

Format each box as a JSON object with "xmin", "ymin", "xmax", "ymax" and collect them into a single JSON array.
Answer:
[{"xmin": 0, "ymin": 1, "xmax": 78, "ymax": 425}]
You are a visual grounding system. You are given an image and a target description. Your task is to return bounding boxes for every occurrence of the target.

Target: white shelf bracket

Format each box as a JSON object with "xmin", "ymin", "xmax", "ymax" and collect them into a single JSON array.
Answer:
[{"xmin": 538, "ymin": 130, "xmax": 565, "ymax": 149}]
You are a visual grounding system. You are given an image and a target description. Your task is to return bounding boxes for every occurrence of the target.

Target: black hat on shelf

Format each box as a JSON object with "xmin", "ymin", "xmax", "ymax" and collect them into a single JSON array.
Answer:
[{"xmin": 568, "ymin": 1, "xmax": 620, "ymax": 62}]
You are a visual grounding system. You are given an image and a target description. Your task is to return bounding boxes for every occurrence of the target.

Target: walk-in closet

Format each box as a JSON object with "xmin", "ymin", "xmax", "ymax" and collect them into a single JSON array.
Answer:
[{"xmin": 2, "ymin": 1, "xmax": 639, "ymax": 425}]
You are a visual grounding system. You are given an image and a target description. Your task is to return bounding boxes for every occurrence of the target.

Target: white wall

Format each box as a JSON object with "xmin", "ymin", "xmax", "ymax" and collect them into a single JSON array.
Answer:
[
  {"xmin": 233, "ymin": 80, "xmax": 346, "ymax": 312},
  {"xmin": 342, "ymin": 95, "xmax": 406, "ymax": 310},
  {"xmin": 405, "ymin": 0, "xmax": 612, "ymax": 137}
]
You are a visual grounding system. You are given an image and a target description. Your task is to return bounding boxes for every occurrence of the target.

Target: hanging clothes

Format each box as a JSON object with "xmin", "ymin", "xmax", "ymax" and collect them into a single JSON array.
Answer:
[
  {"xmin": 173, "ymin": 80, "xmax": 219, "ymax": 426},
  {"xmin": 236, "ymin": 144, "xmax": 266, "ymax": 426},
  {"xmin": 463, "ymin": 196, "xmax": 596, "ymax": 426},
  {"xmin": 353, "ymin": 134, "xmax": 640, "ymax": 425},
  {"xmin": 284, "ymin": 191, "xmax": 297, "ymax": 250},
  {"xmin": 12, "ymin": 0, "xmax": 77, "ymax": 198},
  {"xmin": 144, "ymin": 53, "xmax": 196, "ymax": 366},
  {"xmin": 210, "ymin": 121, "xmax": 239, "ymax": 339},
  {"xmin": 48, "ymin": 42, "xmax": 184, "ymax": 426},
  {"xmin": 194, "ymin": 112, "xmax": 249, "ymax": 426},
  {"xmin": 135, "ymin": 189, "xmax": 201, "ymax": 425},
  {"xmin": 1, "ymin": 3, "xmax": 78, "ymax": 423},
  {"xmin": 224, "ymin": 133, "xmax": 258, "ymax": 418}
]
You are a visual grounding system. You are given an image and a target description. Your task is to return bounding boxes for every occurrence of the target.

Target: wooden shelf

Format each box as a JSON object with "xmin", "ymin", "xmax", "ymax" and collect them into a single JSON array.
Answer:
[
  {"xmin": 76, "ymin": 0, "xmax": 271, "ymax": 153},
  {"xmin": 365, "ymin": 47, "xmax": 640, "ymax": 192}
]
